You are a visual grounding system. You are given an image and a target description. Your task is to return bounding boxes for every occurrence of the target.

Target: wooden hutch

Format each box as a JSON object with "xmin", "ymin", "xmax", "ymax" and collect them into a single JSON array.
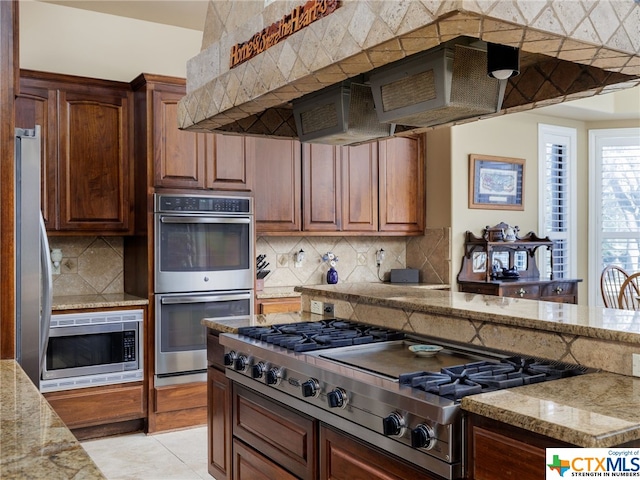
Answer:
[{"xmin": 457, "ymin": 222, "xmax": 581, "ymax": 304}]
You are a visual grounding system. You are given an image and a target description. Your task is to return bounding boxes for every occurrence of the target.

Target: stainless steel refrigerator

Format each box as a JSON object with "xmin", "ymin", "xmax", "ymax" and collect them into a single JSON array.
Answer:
[{"xmin": 15, "ymin": 126, "xmax": 53, "ymax": 388}]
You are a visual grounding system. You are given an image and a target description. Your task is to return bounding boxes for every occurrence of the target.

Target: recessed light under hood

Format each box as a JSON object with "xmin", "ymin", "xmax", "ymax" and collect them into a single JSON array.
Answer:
[
  {"xmin": 368, "ymin": 38, "xmax": 505, "ymax": 128},
  {"xmin": 292, "ymin": 80, "xmax": 395, "ymax": 145}
]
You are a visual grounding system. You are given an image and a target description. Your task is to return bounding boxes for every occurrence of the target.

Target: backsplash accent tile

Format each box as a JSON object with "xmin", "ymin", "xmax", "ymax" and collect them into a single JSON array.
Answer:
[
  {"xmin": 258, "ymin": 229, "xmax": 451, "ymax": 288},
  {"xmin": 49, "ymin": 236, "xmax": 124, "ymax": 297}
]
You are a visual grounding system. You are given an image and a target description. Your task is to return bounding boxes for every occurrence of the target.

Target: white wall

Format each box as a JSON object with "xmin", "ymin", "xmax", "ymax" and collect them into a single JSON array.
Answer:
[{"xmin": 19, "ymin": 1, "xmax": 202, "ymax": 82}]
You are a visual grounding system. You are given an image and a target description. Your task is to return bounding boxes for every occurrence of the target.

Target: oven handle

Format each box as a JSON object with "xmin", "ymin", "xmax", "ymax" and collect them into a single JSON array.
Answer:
[
  {"xmin": 160, "ymin": 293, "xmax": 252, "ymax": 304},
  {"xmin": 160, "ymin": 216, "xmax": 251, "ymax": 224}
]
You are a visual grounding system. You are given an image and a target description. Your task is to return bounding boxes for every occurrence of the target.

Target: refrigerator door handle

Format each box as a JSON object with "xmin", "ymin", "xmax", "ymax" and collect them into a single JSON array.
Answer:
[{"xmin": 39, "ymin": 213, "xmax": 53, "ymax": 375}]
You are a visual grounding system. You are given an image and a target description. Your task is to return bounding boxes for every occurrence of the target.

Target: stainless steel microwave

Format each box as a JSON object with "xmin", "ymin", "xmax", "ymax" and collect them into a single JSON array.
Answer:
[{"xmin": 40, "ymin": 309, "xmax": 143, "ymax": 393}]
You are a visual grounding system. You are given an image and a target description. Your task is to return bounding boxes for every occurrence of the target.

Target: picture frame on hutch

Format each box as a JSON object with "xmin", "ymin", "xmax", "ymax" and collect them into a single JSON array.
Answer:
[{"xmin": 469, "ymin": 154, "xmax": 525, "ymax": 210}]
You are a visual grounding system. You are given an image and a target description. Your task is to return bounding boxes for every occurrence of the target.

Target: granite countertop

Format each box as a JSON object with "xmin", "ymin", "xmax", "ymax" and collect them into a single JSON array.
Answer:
[
  {"xmin": 461, "ymin": 372, "xmax": 640, "ymax": 447},
  {"xmin": 0, "ymin": 360, "xmax": 105, "ymax": 479},
  {"xmin": 203, "ymin": 311, "xmax": 318, "ymax": 333},
  {"xmin": 295, "ymin": 283, "xmax": 640, "ymax": 344},
  {"xmin": 52, "ymin": 293, "xmax": 148, "ymax": 311},
  {"xmin": 255, "ymin": 286, "xmax": 301, "ymax": 300}
]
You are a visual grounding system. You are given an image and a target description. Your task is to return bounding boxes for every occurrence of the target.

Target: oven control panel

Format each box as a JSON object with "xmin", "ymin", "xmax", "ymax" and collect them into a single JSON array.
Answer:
[{"xmin": 155, "ymin": 193, "xmax": 252, "ymax": 214}]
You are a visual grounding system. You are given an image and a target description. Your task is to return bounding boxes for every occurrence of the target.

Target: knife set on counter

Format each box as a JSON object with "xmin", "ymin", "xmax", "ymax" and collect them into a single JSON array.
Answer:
[{"xmin": 256, "ymin": 254, "xmax": 270, "ymax": 278}]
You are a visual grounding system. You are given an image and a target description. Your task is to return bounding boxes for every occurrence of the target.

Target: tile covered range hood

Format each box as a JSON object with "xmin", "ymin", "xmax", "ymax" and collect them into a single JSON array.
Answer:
[{"xmin": 179, "ymin": 0, "xmax": 640, "ymax": 144}]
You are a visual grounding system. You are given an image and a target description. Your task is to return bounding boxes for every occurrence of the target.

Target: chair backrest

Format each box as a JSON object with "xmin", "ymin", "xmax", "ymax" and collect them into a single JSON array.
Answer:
[
  {"xmin": 600, "ymin": 265, "xmax": 630, "ymax": 308},
  {"xmin": 618, "ymin": 272, "xmax": 640, "ymax": 310}
]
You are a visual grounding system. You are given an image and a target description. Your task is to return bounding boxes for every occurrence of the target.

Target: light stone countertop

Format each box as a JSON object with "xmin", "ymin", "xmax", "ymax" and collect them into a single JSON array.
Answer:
[
  {"xmin": 0, "ymin": 360, "xmax": 105, "ymax": 479},
  {"xmin": 461, "ymin": 372, "xmax": 640, "ymax": 447},
  {"xmin": 52, "ymin": 293, "xmax": 148, "ymax": 311},
  {"xmin": 295, "ymin": 283, "xmax": 640, "ymax": 344},
  {"xmin": 203, "ymin": 311, "xmax": 321, "ymax": 333},
  {"xmin": 255, "ymin": 286, "xmax": 301, "ymax": 299}
]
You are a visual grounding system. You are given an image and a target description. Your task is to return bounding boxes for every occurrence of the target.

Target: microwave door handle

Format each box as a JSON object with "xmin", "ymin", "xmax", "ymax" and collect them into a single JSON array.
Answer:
[
  {"xmin": 160, "ymin": 217, "xmax": 250, "ymax": 225},
  {"xmin": 161, "ymin": 293, "xmax": 252, "ymax": 304}
]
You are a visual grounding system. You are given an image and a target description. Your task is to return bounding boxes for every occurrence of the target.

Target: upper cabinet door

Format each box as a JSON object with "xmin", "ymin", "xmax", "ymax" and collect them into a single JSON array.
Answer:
[
  {"xmin": 302, "ymin": 143, "xmax": 341, "ymax": 232},
  {"xmin": 251, "ymin": 137, "xmax": 301, "ymax": 233},
  {"xmin": 206, "ymin": 134, "xmax": 253, "ymax": 192},
  {"xmin": 152, "ymin": 88, "xmax": 209, "ymax": 189},
  {"xmin": 341, "ymin": 142, "xmax": 378, "ymax": 232},
  {"xmin": 15, "ymin": 82, "xmax": 57, "ymax": 229},
  {"xmin": 58, "ymin": 87, "xmax": 134, "ymax": 232},
  {"xmin": 378, "ymin": 136, "xmax": 425, "ymax": 233}
]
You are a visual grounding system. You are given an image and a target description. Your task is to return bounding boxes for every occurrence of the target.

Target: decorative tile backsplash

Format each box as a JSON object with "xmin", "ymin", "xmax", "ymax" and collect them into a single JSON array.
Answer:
[
  {"xmin": 49, "ymin": 227, "xmax": 451, "ymax": 296},
  {"xmin": 48, "ymin": 236, "xmax": 124, "ymax": 297},
  {"xmin": 258, "ymin": 227, "xmax": 451, "ymax": 288}
]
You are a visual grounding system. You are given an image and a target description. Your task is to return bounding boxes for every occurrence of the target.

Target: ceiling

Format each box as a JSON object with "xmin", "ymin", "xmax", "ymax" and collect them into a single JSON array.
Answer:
[
  {"xmin": 37, "ymin": 0, "xmax": 639, "ymax": 123},
  {"xmin": 39, "ymin": 0, "xmax": 210, "ymax": 31}
]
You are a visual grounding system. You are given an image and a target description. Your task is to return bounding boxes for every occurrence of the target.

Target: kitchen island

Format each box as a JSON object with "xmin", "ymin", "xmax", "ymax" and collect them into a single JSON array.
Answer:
[
  {"xmin": 0, "ymin": 360, "xmax": 105, "ymax": 479},
  {"xmin": 204, "ymin": 283, "xmax": 640, "ymax": 449}
]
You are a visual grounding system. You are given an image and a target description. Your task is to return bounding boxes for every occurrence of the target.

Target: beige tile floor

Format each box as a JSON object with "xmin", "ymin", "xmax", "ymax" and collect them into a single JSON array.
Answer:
[{"xmin": 81, "ymin": 426, "xmax": 213, "ymax": 480}]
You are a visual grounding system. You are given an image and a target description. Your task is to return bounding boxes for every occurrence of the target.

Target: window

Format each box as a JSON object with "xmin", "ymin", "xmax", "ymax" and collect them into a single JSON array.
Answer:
[
  {"xmin": 589, "ymin": 128, "xmax": 640, "ymax": 306},
  {"xmin": 538, "ymin": 124, "xmax": 577, "ymax": 280}
]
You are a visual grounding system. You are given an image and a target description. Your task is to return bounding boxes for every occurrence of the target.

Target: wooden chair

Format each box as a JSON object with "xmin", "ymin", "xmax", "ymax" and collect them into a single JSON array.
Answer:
[
  {"xmin": 618, "ymin": 272, "xmax": 640, "ymax": 310},
  {"xmin": 600, "ymin": 265, "xmax": 630, "ymax": 308}
]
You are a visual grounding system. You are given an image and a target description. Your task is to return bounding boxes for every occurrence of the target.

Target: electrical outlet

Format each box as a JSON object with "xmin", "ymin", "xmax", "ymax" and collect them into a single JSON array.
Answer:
[
  {"xmin": 310, "ymin": 300, "xmax": 323, "ymax": 315},
  {"xmin": 633, "ymin": 354, "xmax": 640, "ymax": 377},
  {"xmin": 323, "ymin": 303, "xmax": 334, "ymax": 316}
]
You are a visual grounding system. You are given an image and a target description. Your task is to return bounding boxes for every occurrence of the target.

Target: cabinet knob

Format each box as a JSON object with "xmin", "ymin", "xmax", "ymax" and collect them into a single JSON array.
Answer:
[
  {"xmin": 555, "ymin": 286, "xmax": 564, "ymax": 294},
  {"xmin": 517, "ymin": 288, "xmax": 526, "ymax": 297}
]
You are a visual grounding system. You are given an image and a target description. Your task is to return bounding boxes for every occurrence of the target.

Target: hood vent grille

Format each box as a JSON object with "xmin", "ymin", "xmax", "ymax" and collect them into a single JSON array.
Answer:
[
  {"xmin": 369, "ymin": 40, "xmax": 505, "ymax": 128},
  {"xmin": 293, "ymin": 81, "xmax": 395, "ymax": 145}
]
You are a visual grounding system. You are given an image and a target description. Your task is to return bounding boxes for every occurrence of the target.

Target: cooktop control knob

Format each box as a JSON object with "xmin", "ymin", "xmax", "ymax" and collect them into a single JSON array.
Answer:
[
  {"xmin": 223, "ymin": 351, "xmax": 236, "ymax": 367},
  {"xmin": 234, "ymin": 355, "xmax": 249, "ymax": 372},
  {"xmin": 411, "ymin": 424, "xmax": 436, "ymax": 450},
  {"xmin": 265, "ymin": 367, "xmax": 282, "ymax": 385},
  {"xmin": 251, "ymin": 362, "xmax": 266, "ymax": 379},
  {"xmin": 301, "ymin": 378, "xmax": 320, "ymax": 398},
  {"xmin": 327, "ymin": 388, "xmax": 348, "ymax": 409},
  {"xmin": 382, "ymin": 412, "xmax": 406, "ymax": 437}
]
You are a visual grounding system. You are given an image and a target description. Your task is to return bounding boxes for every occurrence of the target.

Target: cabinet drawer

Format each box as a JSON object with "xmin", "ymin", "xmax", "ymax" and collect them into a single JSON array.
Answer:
[
  {"xmin": 233, "ymin": 384, "xmax": 317, "ymax": 479},
  {"xmin": 155, "ymin": 382, "xmax": 207, "ymax": 413},
  {"xmin": 44, "ymin": 383, "xmax": 145, "ymax": 429},
  {"xmin": 500, "ymin": 284, "xmax": 540, "ymax": 299},
  {"xmin": 233, "ymin": 438, "xmax": 297, "ymax": 480},
  {"xmin": 541, "ymin": 282, "xmax": 576, "ymax": 298}
]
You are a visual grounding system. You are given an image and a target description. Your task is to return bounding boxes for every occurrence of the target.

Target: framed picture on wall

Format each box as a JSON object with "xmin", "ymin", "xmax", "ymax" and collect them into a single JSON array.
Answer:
[{"xmin": 469, "ymin": 154, "xmax": 525, "ymax": 210}]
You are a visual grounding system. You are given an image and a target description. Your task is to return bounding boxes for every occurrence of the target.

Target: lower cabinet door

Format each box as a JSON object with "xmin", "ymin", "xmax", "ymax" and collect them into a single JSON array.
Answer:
[
  {"xmin": 208, "ymin": 367, "xmax": 232, "ymax": 480},
  {"xmin": 320, "ymin": 424, "xmax": 439, "ymax": 480},
  {"xmin": 233, "ymin": 439, "xmax": 297, "ymax": 480},
  {"xmin": 233, "ymin": 384, "xmax": 317, "ymax": 479}
]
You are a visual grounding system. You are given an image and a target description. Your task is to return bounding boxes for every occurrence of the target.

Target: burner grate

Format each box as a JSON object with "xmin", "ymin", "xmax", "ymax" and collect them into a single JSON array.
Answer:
[
  {"xmin": 399, "ymin": 356, "xmax": 589, "ymax": 401},
  {"xmin": 238, "ymin": 320, "xmax": 405, "ymax": 352}
]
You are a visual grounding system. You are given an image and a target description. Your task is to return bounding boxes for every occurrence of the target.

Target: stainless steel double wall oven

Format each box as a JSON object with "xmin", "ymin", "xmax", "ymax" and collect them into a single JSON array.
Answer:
[{"xmin": 154, "ymin": 193, "xmax": 254, "ymax": 386}]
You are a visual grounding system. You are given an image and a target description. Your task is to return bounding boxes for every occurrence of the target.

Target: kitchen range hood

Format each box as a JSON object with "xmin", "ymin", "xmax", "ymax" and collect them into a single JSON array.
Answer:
[
  {"xmin": 292, "ymin": 79, "xmax": 395, "ymax": 145},
  {"xmin": 368, "ymin": 38, "xmax": 505, "ymax": 128}
]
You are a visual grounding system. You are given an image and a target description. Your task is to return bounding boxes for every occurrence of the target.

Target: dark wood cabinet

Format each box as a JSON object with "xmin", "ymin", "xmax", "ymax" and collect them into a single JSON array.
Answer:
[
  {"xmin": 457, "ymin": 222, "xmax": 581, "ymax": 304},
  {"xmin": 320, "ymin": 424, "xmax": 440, "ymax": 480},
  {"xmin": 256, "ymin": 135, "xmax": 424, "ymax": 235},
  {"xmin": 233, "ymin": 384, "xmax": 318, "ymax": 479},
  {"xmin": 302, "ymin": 143, "xmax": 341, "ymax": 232},
  {"xmin": 132, "ymin": 73, "xmax": 252, "ymax": 192},
  {"xmin": 467, "ymin": 414, "xmax": 571, "ymax": 480},
  {"xmin": 233, "ymin": 438, "xmax": 298, "ymax": 480},
  {"xmin": 341, "ymin": 141, "xmax": 378, "ymax": 232},
  {"xmin": 251, "ymin": 136, "xmax": 302, "ymax": 233},
  {"xmin": 17, "ymin": 71, "xmax": 134, "ymax": 234},
  {"xmin": 378, "ymin": 135, "xmax": 425, "ymax": 234},
  {"xmin": 208, "ymin": 366, "xmax": 232, "ymax": 480}
]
